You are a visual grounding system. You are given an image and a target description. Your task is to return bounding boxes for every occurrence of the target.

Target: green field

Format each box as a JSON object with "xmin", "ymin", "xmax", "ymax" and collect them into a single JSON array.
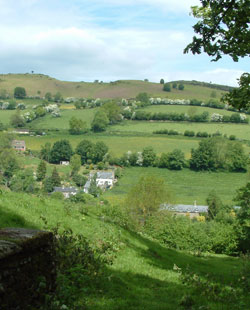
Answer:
[
  {"xmin": 0, "ymin": 73, "xmax": 226, "ymax": 100},
  {"xmin": 104, "ymin": 167, "xmax": 249, "ymax": 205},
  {"xmin": 111, "ymin": 120, "xmax": 250, "ymax": 140}
]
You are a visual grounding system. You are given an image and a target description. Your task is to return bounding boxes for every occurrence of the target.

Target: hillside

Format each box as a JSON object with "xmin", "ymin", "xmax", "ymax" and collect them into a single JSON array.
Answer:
[
  {"xmin": 1, "ymin": 191, "xmax": 249, "ymax": 310},
  {"xmin": 0, "ymin": 74, "xmax": 228, "ymax": 101}
]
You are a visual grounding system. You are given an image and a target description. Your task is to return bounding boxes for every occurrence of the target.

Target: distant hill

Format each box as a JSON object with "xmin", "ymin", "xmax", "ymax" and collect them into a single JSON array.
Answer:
[{"xmin": 0, "ymin": 73, "xmax": 229, "ymax": 101}]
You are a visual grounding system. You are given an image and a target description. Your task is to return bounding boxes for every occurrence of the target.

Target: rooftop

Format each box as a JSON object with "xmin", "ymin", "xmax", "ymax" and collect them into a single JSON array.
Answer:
[{"xmin": 161, "ymin": 204, "xmax": 208, "ymax": 213}]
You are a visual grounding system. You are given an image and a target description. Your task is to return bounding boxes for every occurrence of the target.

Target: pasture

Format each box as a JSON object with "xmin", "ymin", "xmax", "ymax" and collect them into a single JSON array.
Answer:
[
  {"xmin": 104, "ymin": 167, "xmax": 249, "ymax": 205},
  {"xmin": 0, "ymin": 74, "xmax": 226, "ymax": 100}
]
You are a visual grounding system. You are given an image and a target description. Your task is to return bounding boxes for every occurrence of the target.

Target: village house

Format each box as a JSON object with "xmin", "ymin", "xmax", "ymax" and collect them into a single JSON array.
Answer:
[
  {"xmin": 84, "ymin": 171, "xmax": 115, "ymax": 194},
  {"xmin": 53, "ymin": 186, "xmax": 78, "ymax": 198},
  {"xmin": 11, "ymin": 140, "xmax": 26, "ymax": 151},
  {"xmin": 60, "ymin": 161, "xmax": 70, "ymax": 166}
]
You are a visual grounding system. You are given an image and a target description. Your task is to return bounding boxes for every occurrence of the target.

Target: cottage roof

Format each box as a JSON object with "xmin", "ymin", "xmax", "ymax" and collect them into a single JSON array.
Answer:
[
  {"xmin": 53, "ymin": 187, "xmax": 78, "ymax": 193},
  {"xmin": 162, "ymin": 204, "xmax": 208, "ymax": 213},
  {"xmin": 90, "ymin": 171, "xmax": 113, "ymax": 179},
  {"xmin": 12, "ymin": 140, "xmax": 26, "ymax": 147}
]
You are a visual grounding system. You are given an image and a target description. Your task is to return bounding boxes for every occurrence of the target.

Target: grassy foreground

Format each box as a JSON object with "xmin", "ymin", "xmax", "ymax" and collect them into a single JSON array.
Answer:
[{"xmin": 0, "ymin": 191, "xmax": 249, "ymax": 310}]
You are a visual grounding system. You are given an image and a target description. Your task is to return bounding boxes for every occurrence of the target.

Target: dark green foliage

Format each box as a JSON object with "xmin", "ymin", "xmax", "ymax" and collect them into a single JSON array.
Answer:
[
  {"xmin": 10, "ymin": 112, "xmax": 25, "ymax": 128},
  {"xmin": 72, "ymin": 174, "xmax": 87, "ymax": 187},
  {"xmin": 206, "ymin": 191, "xmax": 223, "ymax": 220},
  {"xmin": 0, "ymin": 122, "xmax": 4, "ymax": 131},
  {"xmin": 163, "ymin": 83, "xmax": 171, "ymax": 92},
  {"xmin": 136, "ymin": 92, "xmax": 150, "ymax": 105},
  {"xmin": 7, "ymin": 99, "xmax": 17, "ymax": 110},
  {"xmin": 40, "ymin": 143, "xmax": 51, "ymax": 162},
  {"xmin": 165, "ymin": 149, "xmax": 186, "ymax": 170},
  {"xmin": 184, "ymin": 0, "xmax": 250, "ymax": 62},
  {"xmin": 54, "ymin": 92, "xmax": 63, "ymax": 102},
  {"xmin": 88, "ymin": 141, "xmax": 109, "ymax": 164},
  {"xmin": 43, "ymin": 177, "xmax": 54, "ymax": 193},
  {"xmin": 10, "ymin": 168, "xmax": 37, "ymax": 193},
  {"xmin": 88, "ymin": 173, "xmax": 99, "ymax": 197},
  {"xmin": 36, "ymin": 160, "xmax": 47, "ymax": 181},
  {"xmin": 101, "ymin": 101, "xmax": 122, "ymax": 124},
  {"xmin": 69, "ymin": 117, "xmax": 88, "ymax": 135},
  {"xmin": 142, "ymin": 146, "xmax": 156, "ymax": 167},
  {"xmin": 184, "ymin": 130, "xmax": 195, "ymax": 137},
  {"xmin": 91, "ymin": 111, "xmax": 109, "ymax": 132},
  {"xmin": 178, "ymin": 83, "xmax": 184, "ymax": 90},
  {"xmin": 234, "ymin": 182, "xmax": 250, "ymax": 252},
  {"xmin": 190, "ymin": 137, "xmax": 247, "ymax": 172},
  {"xmin": 196, "ymin": 131, "xmax": 209, "ymax": 138},
  {"xmin": 158, "ymin": 153, "xmax": 168, "ymax": 168},
  {"xmin": 45, "ymin": 92, "xmax": 52, "ymax": 101},
  {"xmin": 75, "ymin": 139, "xmax": 94, "ymax": 164},
  {"xmin": 14, "ymin": 87, "xmax": 26, "ymax": 98},
  {"xmin": 0, "ymin": 148, "xmax": 19, "ymax": 180},
  {"xmin": 172, "ymin": 82, "xmax": 177, "ymax": 89},
  {"xmin": 223, "ymin": 73, "xmax": 250, "ymax": 110},
  {"xmin": 160, "ymin": 79, "xmax": 164, "ymax": 84},
  {"xmin": 51, "ymin": 167, "xmax": 61, "ymax": 187},
  {"xmin": 50, "ymin": 140, "xmax": 73, "ymax": 164}
]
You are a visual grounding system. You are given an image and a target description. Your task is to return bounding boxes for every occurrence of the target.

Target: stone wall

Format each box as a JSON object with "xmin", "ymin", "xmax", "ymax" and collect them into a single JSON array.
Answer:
[{"xmin": 0, "ymin": 228, "xmax": 55, "ymax": 310}]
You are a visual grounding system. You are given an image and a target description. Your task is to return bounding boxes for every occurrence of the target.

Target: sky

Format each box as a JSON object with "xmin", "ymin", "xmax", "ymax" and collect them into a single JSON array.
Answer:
[{"xmin": 0, "ymin": 0, "xmax": 249, "ymax": 86}]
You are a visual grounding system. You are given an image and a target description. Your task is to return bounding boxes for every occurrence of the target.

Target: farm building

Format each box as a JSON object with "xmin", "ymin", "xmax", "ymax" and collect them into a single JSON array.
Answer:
[
  {"xmin": 161, "ymin": 204, "xmax": 208, "ymax": 218},
  {"xmin": 84, "ymin": 171, "xmax": 115, "ymax": 193},
  {"xmin": 53, "ymin": 187, "xmax": 78, "ymax": 198},
  {"xmin": 11, "ymin": 140, "xmax": 26, "ymax": 151}
]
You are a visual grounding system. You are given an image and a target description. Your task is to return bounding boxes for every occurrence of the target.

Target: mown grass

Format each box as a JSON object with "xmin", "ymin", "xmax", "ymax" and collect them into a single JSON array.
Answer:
[
  {"xmin": 0, "ymin": 74, "xmax": 226, "ymax": 100},
  {"xmin": 23, "ymin": 132, "xmax": 200, "ymax": 157},
  {"xmin": 111, "ymin": 120, "xmax": 250, "ymax": 140},
  {"xmin": 0, "ymin": 191, "xmax": 249, "ymax": 310},
  {"xmin": 104, "ymin": 167, "xmax": 249, "ymax": 205}
]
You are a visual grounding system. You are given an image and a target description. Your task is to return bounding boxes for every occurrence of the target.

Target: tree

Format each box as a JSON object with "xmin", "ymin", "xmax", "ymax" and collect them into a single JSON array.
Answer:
[
  {"xmin": 125, "ymin": 175, "xmax": 171, "ymax": 226},
  {"xmin": 70, "ymin": 154, "xmax": 81, "ymax": 175},
  {"xmin": 45, "ymin": 92, "xmax": 52, "ymax": 101},
  {"xmin": 88, "ymin": 141, "xmax": 109, "ymax": 164},
  {"xmin": 136, "ymin": 92, "xmax": 150, "ymax": 105},
  {"xmin": 142, "ymin": 146, "xmax": 157, "ymax": 167},
  {"xmin": 91, "ymin": 111, "xmax": 109, "ymax": 132},
  {"xmin": 163, "ymin": 83, "xmax": 171, "ymax": 92},
  {"xmin": 0, "ymin": 148, "xmax": 19, "ymax": 181},
  {"xmin": 54, "ymin": 92, "xmax": 63, "ymax": 102},
  {"xmin": 234, "ymin": 182, "xmax": 250, "ymax": 252},
  {"xmin": 222, "ymin": 73, "xmax": 250, "ymax": 110},
  {"xmin": 40, "ymin": 143, "xmax": 51, "ymax": 162},
  {"xmin": 49, "ymin": 140, "xmax": 73, "ymax": 164},
  {"xmin": 160, "ymin": 79, "xmax": 164, "ymax": 84},
  {"xmin": 10, "ymin": 112, "xmax": 25, "ymax": 128},
  {"xmin": 172, "ymin": 82, "xmax": 177, "ymax": 89},
  {"xmin": 10, "ymin": 168, "xmax": 37, "ymax": 193},
  {"xmin": 75, "ymin": 139, "xmax": 94, "ymax": 164},
  {"xmin": 14, "ymin": 87, "xmax": 26, "ymax": 99},
  {"xmin": 36, "ymin": 160, "xmax": 47, "ymax": 181},
  {"xmin": 206, "ymin": 191, "xmax": 223, "ymax": 220},
  {"xmin": 178, "ymin": 83, "xmax": 184, "ymax": 91},
  {"xmin": 101, "ymin": 102, "xmax": 122, "ymax": 124},
  {"xmin": 166, "ymin": 149, "xmax": 186, "ymax": 170},
  {"xmin": 69, "ymin": 117, "xmax": 88, "ymax": 135},
  {"xmin": 184, "ymin": 0, "xmax": 250, "ymax": 109},
  {"xmin": 88, "ymin": 173, "xmax": 100, "ymax": 197},
  {"xmin": 51, "ymin": 167, "xmax": 61, "ymax": 187}
]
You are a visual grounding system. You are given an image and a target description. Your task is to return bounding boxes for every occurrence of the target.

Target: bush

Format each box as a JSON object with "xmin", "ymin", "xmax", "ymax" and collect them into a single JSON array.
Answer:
[{"xmin": 184, "ymin": 130, "xmax": 195, "ymax": 137}]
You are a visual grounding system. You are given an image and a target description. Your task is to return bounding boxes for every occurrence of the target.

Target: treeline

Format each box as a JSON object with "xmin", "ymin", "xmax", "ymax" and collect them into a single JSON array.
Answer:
[
  {"xmin": 133, "ymin": 110, "xmax": 248, "ymax": 123},
  {"xmin": 170, "ymin": 80, "xmax": 234, "ymax": 92},
  {"xmin": 116, "ymin": 137, "xmax": 248, "ymax": 172},
  {"xmin": 154, "ymin": 129, "xmax": 237, "ymax": 140}
]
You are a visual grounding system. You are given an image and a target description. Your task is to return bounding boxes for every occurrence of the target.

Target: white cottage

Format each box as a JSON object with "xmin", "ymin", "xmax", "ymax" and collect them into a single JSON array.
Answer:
[{"xmin": 84, "ymin": 171, "xmax": 114, "ymax": 193}]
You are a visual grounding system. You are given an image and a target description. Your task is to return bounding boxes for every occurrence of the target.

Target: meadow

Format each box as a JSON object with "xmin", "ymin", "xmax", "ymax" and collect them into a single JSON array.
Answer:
[
  {"xmin": 0, "ymin": 191, "xmax": 249, "ymax": 310},
  {"xmin": 104, "ymin": 167, "xmax": 249, "ymax": 205}
]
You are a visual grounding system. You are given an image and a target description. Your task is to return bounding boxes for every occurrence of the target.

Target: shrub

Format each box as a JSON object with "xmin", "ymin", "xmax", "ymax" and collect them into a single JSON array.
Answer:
[{"xmin": 184, "ymin": 130, "xmax": 195, "ymax": 137}]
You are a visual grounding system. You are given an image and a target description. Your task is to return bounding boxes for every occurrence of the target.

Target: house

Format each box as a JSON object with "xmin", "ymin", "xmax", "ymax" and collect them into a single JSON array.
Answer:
[
  {"xmin": 53, "ymin": 186, "xmax": 78, "ymax": 198},
  {"xmin": 12, "ymin": 129, "xmax": 30, "ymax": 135},
  {"xmin": 60, "ymin": 161, "xmax": 70, "ymax": 166},
  {"xmin": 11, "ymin": 140, "xmax": 26, "ymax": 151},
  {"xmin": 161, "ymin": 204, "xmax": 208, "ymax": 218},
  {"xmin": 84, "ymin": 171, "xmax": 115, "ymax": 194}
]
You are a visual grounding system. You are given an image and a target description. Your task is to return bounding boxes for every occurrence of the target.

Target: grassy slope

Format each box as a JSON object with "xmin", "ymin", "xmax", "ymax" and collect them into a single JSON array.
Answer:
[
  {"xmin": 104, "ymin": 167, "xmax": 249, "ymax": 205},
  {"xmin": 0, "ymin": 74, "xmax": 226, "ymax": 100},
  {"xmin": 0, "ymin": 191, "xmax": 248, "ymax": 310}
]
